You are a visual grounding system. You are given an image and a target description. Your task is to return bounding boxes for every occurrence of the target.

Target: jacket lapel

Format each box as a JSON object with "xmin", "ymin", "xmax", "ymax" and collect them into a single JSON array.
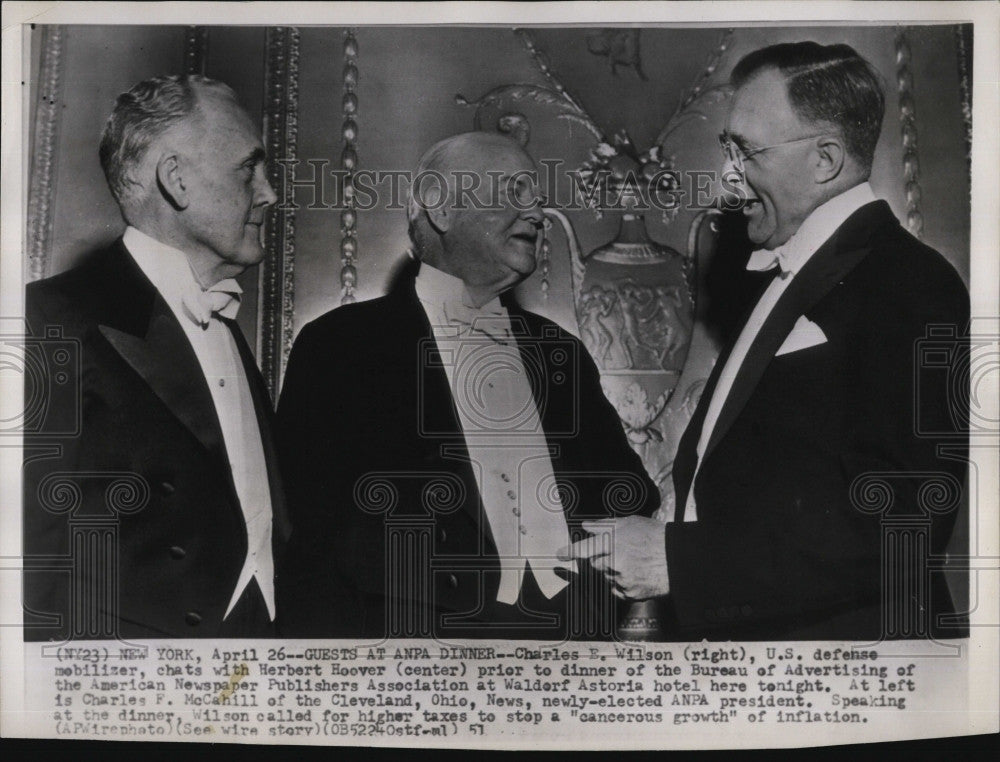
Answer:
[
  {"xmin": 392, "ymin": 284, "xmax": 486, "ymax": 529},
  {"xmin": 701, "ymin": 201, "xmax": 886, "ymax": 461},
  {"xmin": 96, "ymin": 240, "xmax": 226, "ymax": 457},
  {"xmin": 505, "ymin": 304, "xmax": 546, "ymax": 429},
  {"xmin": 672, "ymin": 273, "xmax": 777, "ymax": 518},
  {"xmin": 393, "ymin": 284, "xmax": 464, "ymax": 441}
]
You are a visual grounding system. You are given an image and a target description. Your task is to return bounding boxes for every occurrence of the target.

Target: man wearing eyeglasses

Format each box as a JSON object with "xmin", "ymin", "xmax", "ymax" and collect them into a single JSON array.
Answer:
[
  {"xmin": 565, "ymin": 42, "xmax": 969, "ymax": 640},
  {"xmin": 276, "ymin": 131, "xmax": 659, "ymax": 639}
]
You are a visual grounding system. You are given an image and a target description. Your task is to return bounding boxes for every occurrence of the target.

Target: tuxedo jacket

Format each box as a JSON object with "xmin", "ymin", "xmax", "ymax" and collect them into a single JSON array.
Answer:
[
  {"xmin": 276, "ymin": 281, "xmax": 659, "ymax": 639},
  {"xmin": 23, "ymin": 239, "xmax": 290, "ymax": 640},
  {"xmin": 665, "ymin": 201, "xmax": 969, "ymax": 640}
]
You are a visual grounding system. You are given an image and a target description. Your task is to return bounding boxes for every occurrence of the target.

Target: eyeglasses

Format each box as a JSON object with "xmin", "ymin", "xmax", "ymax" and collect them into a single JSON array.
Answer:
[{"xmin": 718, "ymin": 130, "xmax": 832, "ymax": 172}]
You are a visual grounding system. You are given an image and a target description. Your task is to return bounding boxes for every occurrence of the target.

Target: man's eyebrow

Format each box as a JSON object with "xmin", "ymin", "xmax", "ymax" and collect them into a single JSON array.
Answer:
[
  {"xmin": 727, "ymin": 131, "xmax": 753, "ymax": 151},
  {"xmin": 241, "ymin": 147, "xmax": 267, "ymax": 165}
]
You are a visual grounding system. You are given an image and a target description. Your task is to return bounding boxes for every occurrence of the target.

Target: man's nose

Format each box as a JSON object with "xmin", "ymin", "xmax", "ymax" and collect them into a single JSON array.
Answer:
[
  {"xmin": 256, "ymin": 170, "xmax": 278, "ymax": 206},
  {"xmin": 520, "ymin": 201, "xmax": 544, "ymax": 225}
]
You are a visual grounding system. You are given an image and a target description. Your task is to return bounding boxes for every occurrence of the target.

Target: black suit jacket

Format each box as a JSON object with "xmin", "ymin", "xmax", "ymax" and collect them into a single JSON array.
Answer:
[
  {"xmin": 23, "ymin": 239, "xmax": 290, "ymax": 640},
  {"xmin": 276, "ymin": 280, "xmax": 659, "ymax": 639},
  {"xmin": 665, "ymin": 201, "xmax": 969, "ymax": 640}
]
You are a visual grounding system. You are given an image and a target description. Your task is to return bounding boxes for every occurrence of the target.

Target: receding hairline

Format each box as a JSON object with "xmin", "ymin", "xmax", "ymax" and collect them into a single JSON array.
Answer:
[
  {"xmin": 728, "ymin": 43, "xmax": 885, "ymax": 172},
  {"xmin": 415, "ymin": 131, "xmax": 533, "ymax": 175},
  {"xmin": 185, "ymin": 82, "xmax": 246, "ymax": 128},
  {"xmin": 158, "ymin": 84, "xmax": 254, "ymax": 154},
  {"xmin": 729, "ymin": 66, "xmax": 827, "ymax": 127}
]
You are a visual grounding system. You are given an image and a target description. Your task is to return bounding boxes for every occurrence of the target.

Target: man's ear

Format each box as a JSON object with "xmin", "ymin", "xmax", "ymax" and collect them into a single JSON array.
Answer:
[
  {"xmin": 814, "ymin": 136, "xmax": 845, "ymax": 184},
  {"xmin": 425, "ymin": 200, "xmax": 451, "ymax": 235},
  {"xmin": 155, "ymin": 152, "xmax": 189, "ymax": 210}
]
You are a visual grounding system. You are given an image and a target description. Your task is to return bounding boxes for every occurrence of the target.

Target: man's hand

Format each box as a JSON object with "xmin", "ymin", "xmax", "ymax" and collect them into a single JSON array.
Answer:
[{"xmin": 558, "ymin": 516, "xmax": 669, "ymax": 600}]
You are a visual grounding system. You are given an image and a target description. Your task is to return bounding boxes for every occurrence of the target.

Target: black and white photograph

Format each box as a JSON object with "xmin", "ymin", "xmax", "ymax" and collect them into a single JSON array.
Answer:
[{"xmin": 1, "ymin": 0, "xmax": 997, "ymax": 751}]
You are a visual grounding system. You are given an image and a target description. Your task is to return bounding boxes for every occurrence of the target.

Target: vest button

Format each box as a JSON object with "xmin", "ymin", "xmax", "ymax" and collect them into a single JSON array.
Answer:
[
  {"xmin": 169, "ymin": 546, "xmax": 186, "ymax": 559},
  {"xmin": 185, "ymin": 611, "xmax": 202, "ymax": 626}
]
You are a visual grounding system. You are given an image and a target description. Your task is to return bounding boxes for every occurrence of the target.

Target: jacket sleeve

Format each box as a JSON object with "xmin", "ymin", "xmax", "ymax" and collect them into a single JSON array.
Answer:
[
  {"xmin": 275, "ymin": 317, "xmax": 398, "ymax": 636},
  {"xmin": 22, "ymin": 283, "xmax": 82, "ymax": 641},
  {"xmin": 572, "ymin": 336, "xmax": 661, "ymax": 520}
]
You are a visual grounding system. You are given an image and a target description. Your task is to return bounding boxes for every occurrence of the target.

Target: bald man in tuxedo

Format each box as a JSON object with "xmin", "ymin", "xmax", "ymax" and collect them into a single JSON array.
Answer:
[{"xmin": 277, "ymin": 131, "xmax": 660, "ymax": 639}]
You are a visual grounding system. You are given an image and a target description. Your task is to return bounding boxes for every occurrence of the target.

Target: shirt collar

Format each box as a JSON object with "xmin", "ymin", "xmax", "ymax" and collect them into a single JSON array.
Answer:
[
  {"xmin": 747, "ymin": 182, "xmax": 877, "ymax": 277},
  {"xmin": 124, "ymin": 226, "xmax": 206, "ymax": 302},
  {"xmin": 414, "ymin": 261, "xmax": 504, "ymax": 314},
  {"xmin": 122, "ymin": 226, "xmax": 243, "ymax": 326}
]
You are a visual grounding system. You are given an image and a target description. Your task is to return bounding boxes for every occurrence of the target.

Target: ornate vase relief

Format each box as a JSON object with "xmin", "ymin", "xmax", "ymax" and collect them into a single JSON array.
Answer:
[
  {"xmin": 579, "ymin": 216, "xmax": 693, "ymax": 438},
  {"xmin": 545, "ymin": 205, "xmax": 707, "ymax": 507}
]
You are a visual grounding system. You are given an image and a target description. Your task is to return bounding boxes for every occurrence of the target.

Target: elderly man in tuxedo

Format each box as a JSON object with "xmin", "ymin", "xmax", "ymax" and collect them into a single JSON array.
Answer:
[
  {"xmin": 24, "ymin": 75, "xmax": 289, "ymax": 639},
  {"xmin": 566, "ymin": 42, "xmax": 969, "ymax": 640},
  {"xmin": 277, "ymin": 131, "xmax": 659, "ymax": 640}
]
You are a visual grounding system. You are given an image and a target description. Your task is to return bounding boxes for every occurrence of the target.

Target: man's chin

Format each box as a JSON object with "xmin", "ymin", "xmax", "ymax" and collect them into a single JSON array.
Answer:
[
  {"xmin": 499, "ymin": 265, "xmax": 535, "ymax": 293},
  {"xmin": 513, "ymin": 263, "xmax": 537, "ymax": 282},
  {"xmin": 240, "ymin": 243, "xmax": 268, "ymax": 268},
  {"xmin": 748, "ymin": 223, "xmax": 780, "ymax": 250},
  {"xmin": 505, "ymin": 250, "xmax": 537, "ymax": 279}
]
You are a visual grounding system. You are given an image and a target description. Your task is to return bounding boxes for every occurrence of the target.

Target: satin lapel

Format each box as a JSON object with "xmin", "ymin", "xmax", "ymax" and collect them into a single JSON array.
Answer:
[
  {"xmin": 393, "ymin": 285, "xmax": 485, "ymax": 529},
  {"xmin": 505, "ymin": 308, "xmax": 548, "ymax": 432},
  {"xmin": 673, "ymin": 349, "xmax": 729, "ymax": 520},
  {"xmin": 99, "ymin": 297, "xmax": 226, "ymax": 456},
  {"xmin": 672, "ymin": 274, "xmax": 776, "ymax": 519},
  {"xmin": 702, "ymin": 235, "xmax": 872, "ymax": 462},
  {"xmin": 396, "ymin": 285, "xmax": 462, "ymax": 440},
  {"xmin": 224, "ymin": 319, "xmax": 291, "ymax": 544}
]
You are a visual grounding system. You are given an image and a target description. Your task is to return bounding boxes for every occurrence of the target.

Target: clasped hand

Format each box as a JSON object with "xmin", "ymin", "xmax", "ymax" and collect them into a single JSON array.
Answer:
[{"xmin": 558, "ymin": 516, "xmax": 669, "ymax": 600}]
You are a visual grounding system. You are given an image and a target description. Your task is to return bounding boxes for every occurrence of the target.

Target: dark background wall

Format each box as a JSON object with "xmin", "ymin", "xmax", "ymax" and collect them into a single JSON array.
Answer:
[{"xmin": 32, "ymin": 24, "xmax": 971, "ymax": 340}]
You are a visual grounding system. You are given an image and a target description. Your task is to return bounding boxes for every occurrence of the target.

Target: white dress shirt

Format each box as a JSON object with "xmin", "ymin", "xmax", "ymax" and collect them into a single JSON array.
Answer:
[
  {"xmin": 684, "ymin": 182, "xmax": 877, "ymax": 521},
  {"xmin": 123, "ymin": 226, "xmax": 276, "ymax": 620},
  {"xmin": 415, "ymin": 262, "xmax": 575, "ymax": 603}
]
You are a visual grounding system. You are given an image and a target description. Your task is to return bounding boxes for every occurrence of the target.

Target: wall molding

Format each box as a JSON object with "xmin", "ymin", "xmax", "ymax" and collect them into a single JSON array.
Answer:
[
  {"xmin": 259, "ymin": 26, "xmax": 300, "ymax": 400},
  {"xmin": 954, "ymin": 24, "xmax": 973, "ymax": 174},
  {"xmin": 183, "ymin": 26, "xmax": 209, "ymax": 76},
  {"xmin": 340, "ymin": 29, "xmax": 360, "ymax": 305},
  {"xmin": 26, "ymin": 25, "xmax": 66, "ymax": 283},
  {"xmin": 895, "ymin": 29, "xmax": 924, "ymax": 240}
]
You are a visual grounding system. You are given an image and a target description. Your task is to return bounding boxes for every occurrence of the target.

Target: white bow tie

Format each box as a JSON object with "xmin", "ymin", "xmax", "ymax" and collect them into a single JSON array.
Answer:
[
  {"xmin": 746, "ymin": 247, "xmax": 793, "ymax": 277},
  {"xmin": 442, "ymin": 300, "xmax": 511, "ymax": 344},
  {"xmin": 182, "ymin": 279, "xmax": 243, "ymax": 327}
]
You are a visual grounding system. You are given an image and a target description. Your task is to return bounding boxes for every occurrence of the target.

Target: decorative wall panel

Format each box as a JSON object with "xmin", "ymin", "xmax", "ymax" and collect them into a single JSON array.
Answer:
[
  {"xmin": 26, "ymin": 25, "xmax": 66, "ymax": 283},
  {"xmin": 259, "ymin": 27, "xmax": 300, "ymax": 399}
]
